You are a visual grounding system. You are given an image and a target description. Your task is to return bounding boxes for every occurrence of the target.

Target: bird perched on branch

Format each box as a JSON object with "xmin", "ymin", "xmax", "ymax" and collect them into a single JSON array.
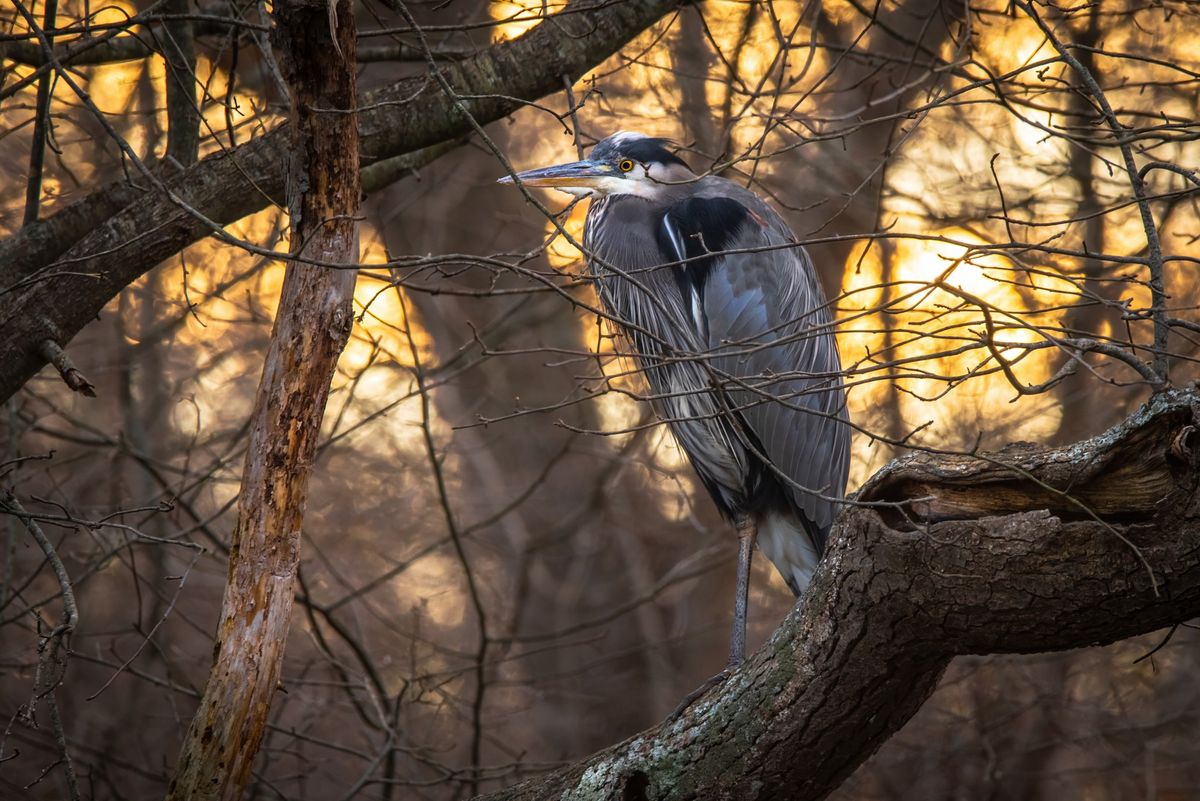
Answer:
[{"xmin": 500, "ymin": 131, "xmax": 850, "ymax": 677}]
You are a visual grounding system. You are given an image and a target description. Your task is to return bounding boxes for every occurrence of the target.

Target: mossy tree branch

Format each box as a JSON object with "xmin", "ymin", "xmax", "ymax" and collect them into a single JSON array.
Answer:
[{"xmin": 478, "ymin": 388, "xmax": 1200, "ymax": 801}]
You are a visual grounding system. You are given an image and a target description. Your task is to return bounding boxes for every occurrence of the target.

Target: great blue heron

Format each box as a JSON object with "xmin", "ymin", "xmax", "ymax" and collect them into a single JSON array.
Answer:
[{"xmin": 500, "ymin": 131, "xmax": 850, "ymax": 677}]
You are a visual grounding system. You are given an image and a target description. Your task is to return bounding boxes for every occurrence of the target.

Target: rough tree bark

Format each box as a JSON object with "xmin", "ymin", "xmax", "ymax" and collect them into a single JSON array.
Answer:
[
  {"xmin": 475, "ymin": 388, "xmax": 1200, "ymax": 801},
  {"xmin": 164, "ymin": 0, "xmax": 359, "ymax": 797},
  {"xmin": 0, "ymin": 0, "xmax": 683, "ymax": 406}
]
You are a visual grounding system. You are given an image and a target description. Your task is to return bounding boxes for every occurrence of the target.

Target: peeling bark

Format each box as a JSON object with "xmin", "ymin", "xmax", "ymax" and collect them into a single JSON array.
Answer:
[
  {"xmin": 164, "ymin": 0, "xmax": 360, "ymax": 797},
  {"xmin": 478, "ymin": 389, "xmax": 1200, "ymax": 801}
]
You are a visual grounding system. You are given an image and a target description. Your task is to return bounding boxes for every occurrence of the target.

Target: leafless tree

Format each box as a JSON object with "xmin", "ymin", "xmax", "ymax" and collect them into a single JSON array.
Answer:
[{"xmin": 2, "ymin": 1, "xmax": 1200, "ymax": 799}]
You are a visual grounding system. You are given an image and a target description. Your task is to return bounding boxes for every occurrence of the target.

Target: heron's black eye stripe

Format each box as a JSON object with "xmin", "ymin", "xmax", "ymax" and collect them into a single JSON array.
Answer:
[
  {"xmin": 618, "ymin": 159, "xmax": 635, "ymax": 173},
  {"xmin": 608, "ymin": 137, "xmax": 689, "ymax": 169}
]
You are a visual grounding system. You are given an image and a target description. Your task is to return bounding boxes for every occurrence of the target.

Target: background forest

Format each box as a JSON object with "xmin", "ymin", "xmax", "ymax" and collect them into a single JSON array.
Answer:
[{"xmin": 3, "ymin": 0, "xmax": 1200, "ymax": 798}]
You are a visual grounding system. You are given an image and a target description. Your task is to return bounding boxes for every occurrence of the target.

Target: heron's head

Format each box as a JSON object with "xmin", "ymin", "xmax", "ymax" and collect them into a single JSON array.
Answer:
[{"xmin": 497, "ymin": 132, "xmax": 693, "ymax": 199}]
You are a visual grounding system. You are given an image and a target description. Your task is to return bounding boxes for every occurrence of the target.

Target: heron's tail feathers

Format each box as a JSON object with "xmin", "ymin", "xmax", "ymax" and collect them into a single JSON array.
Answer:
[{"xmin": 756, "ymin": 509, "xmax": 821, "ymax": 598}]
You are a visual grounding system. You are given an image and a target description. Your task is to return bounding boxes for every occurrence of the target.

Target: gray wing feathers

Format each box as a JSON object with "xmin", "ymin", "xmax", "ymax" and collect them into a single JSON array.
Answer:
[
  {"xmin": 588, "ymin": 200, "xmax": 751, "ymax": 507},
  {"xmin": 699, "ymin": 192, "xmax": 850, "ymax": 545}
]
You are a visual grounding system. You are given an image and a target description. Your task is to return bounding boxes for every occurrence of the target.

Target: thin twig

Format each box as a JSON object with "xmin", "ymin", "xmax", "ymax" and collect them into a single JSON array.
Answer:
[{"xmin": 1, "ymin": 490, "xmax": 80, "ymax": 799}]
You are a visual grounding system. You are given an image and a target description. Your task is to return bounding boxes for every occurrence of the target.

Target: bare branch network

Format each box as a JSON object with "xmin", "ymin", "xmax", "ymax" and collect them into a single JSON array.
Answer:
[{"xmin": 2, "ymin": 0, "xmax": 1199, "ymax": 799}]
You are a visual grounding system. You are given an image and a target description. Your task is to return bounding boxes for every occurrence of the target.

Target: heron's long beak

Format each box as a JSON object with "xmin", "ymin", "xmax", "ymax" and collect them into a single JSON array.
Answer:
[{"xmin": 497, "ymin": 159, "xmax": 614, "ymax": 189}]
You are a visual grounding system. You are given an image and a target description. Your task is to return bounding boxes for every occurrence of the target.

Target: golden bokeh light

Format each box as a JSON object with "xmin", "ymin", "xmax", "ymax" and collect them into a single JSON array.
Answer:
[
  {"xmin": 542, "ymin": 201, "xmax": 588, "ymax": 272},
  {"xmin": 6, "ymin": 1, "xmax": 1200, "ymax": 793},
  {"xmin": 489, "ymin": 0, "xmax": 565, "ymax": 42},
  {"xmin": 4, "ymin": 0, "xmax": 1195, "ymax": 579},
  {"xmin": 840, "ymin": 225, "xmax": 1069, "ymax": 482}
]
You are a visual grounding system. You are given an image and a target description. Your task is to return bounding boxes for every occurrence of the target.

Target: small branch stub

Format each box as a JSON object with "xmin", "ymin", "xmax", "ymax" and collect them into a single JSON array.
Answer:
[{"xmin": 38, "ymin": 339, "xmax": 96, "ymax": 397}]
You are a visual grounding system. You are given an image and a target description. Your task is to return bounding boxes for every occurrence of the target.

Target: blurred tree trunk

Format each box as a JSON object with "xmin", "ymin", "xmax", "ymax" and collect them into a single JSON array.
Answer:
[
  {"xmin": 770, "ymin": 0, "xmax": 959, "ymax": 292},
  {"xmin": 1052, "ymin": 4, "xmax": 1122, "ymax": 444},
  {"xmin": 165, "ymin": 0, "xmax": 360, "ymax": 797},
  {"xmin": 671, "ymin": 6, "xmax": 719, "ymax": 162}
]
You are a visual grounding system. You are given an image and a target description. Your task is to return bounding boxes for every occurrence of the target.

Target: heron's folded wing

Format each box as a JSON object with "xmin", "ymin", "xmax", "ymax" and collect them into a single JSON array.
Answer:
[{"xmin": 660, "ymin": 194, "xmax": 849, "ymax": 549}]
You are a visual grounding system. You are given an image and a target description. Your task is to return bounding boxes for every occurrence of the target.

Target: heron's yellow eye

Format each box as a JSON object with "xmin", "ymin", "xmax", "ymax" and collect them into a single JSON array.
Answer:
[{"xmin": 618, "ymin": 159, "xmax": 635, "ymax": 173}]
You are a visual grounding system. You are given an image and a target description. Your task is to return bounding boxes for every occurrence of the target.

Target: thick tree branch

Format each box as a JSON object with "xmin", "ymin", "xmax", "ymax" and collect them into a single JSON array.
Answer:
[
  {"xmin": 477, "ymin": 388, "xmax": 1200, "ymax": 801},
  {"xmin": 0, "ymin": 0, "xmax": 682, "ymax": 405},
  {"xmin": 1, "ymin": 32, "xmax": 155, "ymax": 67}
]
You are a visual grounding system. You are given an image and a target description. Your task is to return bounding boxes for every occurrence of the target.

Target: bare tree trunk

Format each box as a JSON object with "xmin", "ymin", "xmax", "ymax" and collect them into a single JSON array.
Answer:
[
  {"xmin": 165, "ymin": 0, "xmax": 359, "ymax": 797},
  {"xmin": 1052, "ymin": 4, "xmax": 1118, "ymax": 444},
  {"xmin": 671, "ymin": 6, "xmax": 719, "ymax": 163},
  {"xmin": 162, "ymin": 0, "xmax": 199, "ymax": 168}
]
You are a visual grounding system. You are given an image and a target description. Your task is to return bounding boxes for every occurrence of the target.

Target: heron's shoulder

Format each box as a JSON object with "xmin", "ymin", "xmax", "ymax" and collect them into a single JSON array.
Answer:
[{"xmin": 691, "ymin": 178, "xmax": 791, "ymax": 234}]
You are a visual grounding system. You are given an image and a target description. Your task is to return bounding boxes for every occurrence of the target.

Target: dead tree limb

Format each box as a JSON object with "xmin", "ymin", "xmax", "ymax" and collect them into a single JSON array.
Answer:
[
  {"xmin": 164, "ymin": 0, "xmax": 360, "ymax": 796},
  {"xmin": 477, "ymin": 388, "xmax": 1200, "ymax": 801}
]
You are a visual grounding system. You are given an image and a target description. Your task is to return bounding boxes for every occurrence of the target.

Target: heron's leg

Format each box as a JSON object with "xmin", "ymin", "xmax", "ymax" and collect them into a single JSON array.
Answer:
[
  {"xmin": 728, "ymin": 514, "xmax": 755, "ymax": 667},
  {"xmin": 669, "ymin": 515, "xmax": 757, "ymax": 720}
]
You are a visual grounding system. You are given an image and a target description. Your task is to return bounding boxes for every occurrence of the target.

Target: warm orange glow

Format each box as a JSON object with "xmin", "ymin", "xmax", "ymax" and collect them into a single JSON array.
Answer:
[
  {"xmin": 6, "ymin": 3, "xmax": 1200, "ymax": 789},
  {"xmin": 976, "ymin": 16, "xmax": 1052, "ymax": 76},
  {"xmin": 489, "ymin": 0, "xmax": 565, "ymax": 42},
  {"xmin": 4, "ymin": 0, "xmax": 1196, "ymax": 560},
  {"xmin": 542, "ymin": 201, "xmax": 587, "ymax": 272},
  {"xmin": 840, "ymin": 225, "xmax": 1072, "ymax": 484}
]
